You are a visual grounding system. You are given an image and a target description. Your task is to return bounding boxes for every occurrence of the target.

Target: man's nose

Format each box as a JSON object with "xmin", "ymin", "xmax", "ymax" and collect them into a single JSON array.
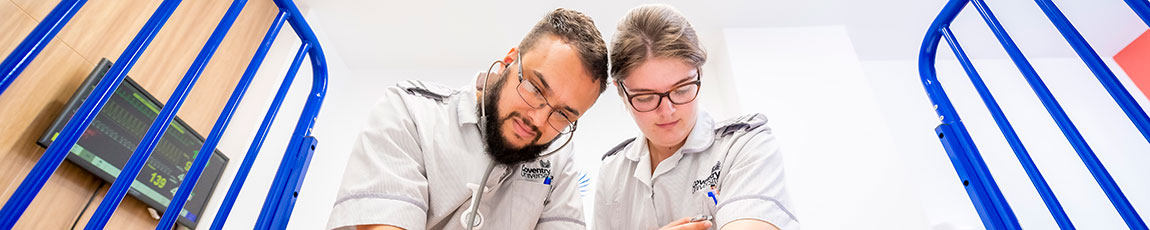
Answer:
[{"xmin": 527, "ymin": 105, "xmax": 551, "ymax": 129}]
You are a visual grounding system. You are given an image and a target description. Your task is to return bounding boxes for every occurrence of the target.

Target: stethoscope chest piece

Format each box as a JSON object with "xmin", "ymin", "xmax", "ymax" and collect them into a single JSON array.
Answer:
[
  {"xmin": 460, "ymin": 207, "xmax": 484, "ymax": 229},
  {"xmin": 462, "ymin": 177, "xmax": 493, "ymax": 230}
]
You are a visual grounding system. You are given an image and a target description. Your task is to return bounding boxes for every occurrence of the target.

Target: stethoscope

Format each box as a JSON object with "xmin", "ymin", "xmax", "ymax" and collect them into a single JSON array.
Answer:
[{"xmin": 462, "ymin": 54, "xmax": 572, "ymax": 230}]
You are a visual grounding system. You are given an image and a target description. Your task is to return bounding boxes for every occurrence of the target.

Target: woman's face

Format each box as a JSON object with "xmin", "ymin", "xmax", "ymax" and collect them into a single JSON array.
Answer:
[{"xmin": 618, "ymin": 57, "xmax": 700, "ymax": 149}]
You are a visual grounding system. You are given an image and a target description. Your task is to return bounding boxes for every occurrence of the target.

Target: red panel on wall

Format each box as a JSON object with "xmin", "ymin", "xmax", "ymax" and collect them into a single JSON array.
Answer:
[{"xmin": 1115, "ymin": 29, "xmax": 1150, "ymax": 99}]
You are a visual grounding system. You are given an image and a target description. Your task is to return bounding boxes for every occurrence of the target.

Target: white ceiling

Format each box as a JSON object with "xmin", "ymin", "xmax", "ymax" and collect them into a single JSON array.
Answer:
[
  {"xmin": 296, "ymin": 0, "xmax": 846, "ymax": 70},
  {"xmin": 843, "ymin": 0, "xmax": 1149, "ymax": 61},
  {"xmin": 295, "ymin": 0, "xmax": 1149, "ymax": 70}
]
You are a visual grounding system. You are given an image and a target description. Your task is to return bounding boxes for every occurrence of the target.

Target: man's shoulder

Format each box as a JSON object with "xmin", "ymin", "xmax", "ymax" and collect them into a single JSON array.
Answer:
[
  {"xmin": 393, "ymin": 80, "xmax": 461, "ymax": 103},
  {"xmin": 362, "ymin": 80, "xmax": 473, "ymax": 143},
  {"xmin": 375, "ymin": 80, "xmax": 466, "ymax": 118}
]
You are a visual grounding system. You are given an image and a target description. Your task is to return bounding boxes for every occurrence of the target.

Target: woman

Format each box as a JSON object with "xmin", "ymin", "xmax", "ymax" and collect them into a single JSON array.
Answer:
[{"xmin": 594, "ymin": 4, "xmax": 798, "ymax": 230}]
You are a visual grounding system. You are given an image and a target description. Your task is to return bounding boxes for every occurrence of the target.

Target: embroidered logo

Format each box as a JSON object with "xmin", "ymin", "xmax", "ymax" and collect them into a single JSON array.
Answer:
[
  {"xmin": 692, "ymin": 161, "xmax": 721, "ymax": 193},
  {"xmin": 521, "ymin": 160, "xmax": 552, "ymax": 180}
]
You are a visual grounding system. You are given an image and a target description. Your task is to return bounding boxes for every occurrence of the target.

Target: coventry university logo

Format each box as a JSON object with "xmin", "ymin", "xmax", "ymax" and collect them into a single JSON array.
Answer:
[
  {"xmin": 692, "ymin": 161, "xmax": 721, "ymax": 193},
  {"xmin": 521, "ymin": 159, "xmax": 552, "ymax": 180}
]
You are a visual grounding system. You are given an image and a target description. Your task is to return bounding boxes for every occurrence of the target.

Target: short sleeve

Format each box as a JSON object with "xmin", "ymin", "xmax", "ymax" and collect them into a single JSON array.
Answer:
[
  {"xmin": 327, "ymin": 88, "xmax": 430, "ymax": 230},
  {"xmin": 714, "ymin": 125, "xmax": 799, "ymax": 229}
]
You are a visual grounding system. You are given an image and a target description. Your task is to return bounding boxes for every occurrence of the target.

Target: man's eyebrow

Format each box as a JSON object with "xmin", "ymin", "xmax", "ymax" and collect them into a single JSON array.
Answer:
[
  {"xmin": 562, "ymin": 106, "xmax": 581, "ymax": 117},
  {"xmin": 532, "ymin": 70, "xmax": 553, "ymax": 90},
  {"xmin": 626, "ymin": 73, "xmax": 698, "ymax": 92},
  {"xmin": 530, "ymin": 70, "xmax": 580, "ymax": 116}
]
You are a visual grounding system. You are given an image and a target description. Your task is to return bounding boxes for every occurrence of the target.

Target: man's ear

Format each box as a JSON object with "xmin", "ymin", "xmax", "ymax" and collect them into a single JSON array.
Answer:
[{"xmin": 503, "ymin": 47, "xmax": 518, "ymax": 65}]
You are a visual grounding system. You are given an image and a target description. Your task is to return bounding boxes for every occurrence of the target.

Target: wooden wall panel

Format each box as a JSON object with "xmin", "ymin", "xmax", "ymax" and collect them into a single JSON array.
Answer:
[
  {"xmin": 10, "ymin": 163, "xmax": 103, "ymax": 230},
  {"xmin": 0, "ymin": 1, "xmax": 103, "ymax": 229},
  {"xmin": 177, "ymin": 0, "xmax": 281, "ymax": 133},
  {"xmin": 0, "ymin": 0, "xmax": 280, "ymax": 228},
  {"xmin": 74, "ymin": 184, "xmax": 161, "ymax": 230},
  {"xmin": 15, "ymin": 0, "xmax": 163, "ymax": 66}
]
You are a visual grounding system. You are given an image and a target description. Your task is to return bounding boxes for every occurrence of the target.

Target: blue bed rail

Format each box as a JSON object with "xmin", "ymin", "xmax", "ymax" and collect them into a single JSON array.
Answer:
[
  {"xmin": 919, "ymin": 0, "xmax": 1150, "ymax": 229},
  {"xmin": 0, "ymin": 0, "xmax": 327, "ymax": 229}
]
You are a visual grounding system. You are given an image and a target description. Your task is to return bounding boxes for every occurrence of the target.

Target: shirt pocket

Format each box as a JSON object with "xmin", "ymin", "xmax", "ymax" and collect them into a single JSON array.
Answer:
[
  {"xmin": 595, "ymin": 201, "xmax": 622, "ymax": 230},
  {"xmin": 502, "ymin": 180, "xmax": 550, "ymax": 228},
  {"xmin": 693, "ymin": 190, "xmax": 719, "ymax": 217}
]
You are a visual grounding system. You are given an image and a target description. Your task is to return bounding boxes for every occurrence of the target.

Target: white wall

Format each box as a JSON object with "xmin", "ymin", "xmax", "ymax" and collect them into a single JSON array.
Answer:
[{"xmin": 724, "ymin": 26, "xmax": 932, "ymax": 230}]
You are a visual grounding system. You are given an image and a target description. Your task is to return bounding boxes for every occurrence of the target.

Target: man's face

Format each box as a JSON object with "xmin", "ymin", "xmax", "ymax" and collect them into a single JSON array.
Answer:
[{"xmin": 481, "ymin": 35, "xmax": 602, "ymax": 165}]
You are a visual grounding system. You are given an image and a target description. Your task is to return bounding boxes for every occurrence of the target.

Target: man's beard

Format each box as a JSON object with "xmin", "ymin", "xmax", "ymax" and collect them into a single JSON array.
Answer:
[{"xmin": 478, "ymin": 74, "xmax": 552, "ymax": 166}]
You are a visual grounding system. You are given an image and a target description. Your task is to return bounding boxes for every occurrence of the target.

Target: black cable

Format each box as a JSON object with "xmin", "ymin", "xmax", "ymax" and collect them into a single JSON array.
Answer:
[{"xmin": 71, "ymin": 181, "xmax": 106, "ymax": 230}]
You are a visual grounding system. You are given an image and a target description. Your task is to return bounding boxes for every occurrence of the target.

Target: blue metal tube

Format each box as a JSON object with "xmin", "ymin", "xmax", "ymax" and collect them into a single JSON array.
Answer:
[
  {"xmin": 1124, "ymin": 0, "xmax": 1150, "ymax": 27},
  {"xmin": 256, "ymin": 78, "xmax": 326, "ymax": 230},
  {"xmin": 918, "ymin": 0, "xmax": 1021, "ymax": 229},
  {"xmin": 253, "ymin": 2, "xmax": 329, "ymax": 229},
  {"xmin": 0, "ymin": 0, "xmax": 183, "ymax": 228},
  {"xmin": 969, "ymin": 0, "xmax": 1145, "ymax": 229},
  {"xmin": 941, "ymin": 27, "xmax": 1074, "ymax": 229},
  {"xmin": 273, "ymin": 0, "xmax": 331, "ymax": 78},
  {"xmin": 152, "ymin": 0, "xmax": 250, "ymax": 228},
  {"xmin": 266, "ymin": 136, "xmax": 317, "ymax": 229},
  {"xmin": 208, "ymin": 11, "xmax": 289, "ymax": 230},
  {"xmin": 254, "ymin": 42, "xmax": 310, "ymax": 229},
  {"xmin": 1032, "ymin": 0, "xmax": 1147, "ymax": 228},
  {"xmin": 84, "ymin": 0, "xmax": 250, "ymax": 227},
  {"xmin": 1036, "ymin": 0, "xmax": 1150, "ymax": 150},
  {"xmin": 0, "ymin": 0, "xmax": 87, "ymax": 95},
  {"xmin": 253, "ymin": 43, "xmax": 315, "ymax": 230}
]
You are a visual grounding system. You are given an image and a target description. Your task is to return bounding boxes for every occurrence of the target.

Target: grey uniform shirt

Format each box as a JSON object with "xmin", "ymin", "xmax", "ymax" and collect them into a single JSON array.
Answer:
[
  {"xmin": 593, "ymin": 112, "xmax": 798, "ymax": 230},
  {"xmin": 327, "ymin": 80, "xmax": 585, "ymax": 230}
]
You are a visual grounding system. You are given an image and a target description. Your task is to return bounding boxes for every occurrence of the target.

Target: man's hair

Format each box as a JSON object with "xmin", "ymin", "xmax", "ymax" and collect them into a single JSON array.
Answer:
[
  {"xmin": 518, "ymin": 8, "xmax": 609, "ymax": 93},
  {"xmin": 610, "ymin": 4, "xmax": 707, "ymax": 83}
]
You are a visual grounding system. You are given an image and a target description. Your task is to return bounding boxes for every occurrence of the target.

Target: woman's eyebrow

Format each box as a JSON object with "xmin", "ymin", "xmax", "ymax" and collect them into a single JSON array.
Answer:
[{"xmin": 627, "ymin": 73, "xmax": 697, "ymax": 92}]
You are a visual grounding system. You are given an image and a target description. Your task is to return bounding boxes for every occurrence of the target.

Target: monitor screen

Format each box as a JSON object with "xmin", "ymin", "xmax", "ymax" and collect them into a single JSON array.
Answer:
[{"xmin": 37, "ymin": 58, "xmax": 229, "ymax": 228}]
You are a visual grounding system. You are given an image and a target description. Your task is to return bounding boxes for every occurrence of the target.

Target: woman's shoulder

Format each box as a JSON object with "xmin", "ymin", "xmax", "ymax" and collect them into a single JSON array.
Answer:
[
  {"xmin": 600, "ymin": 137, "xmax": 637, "ymax": 161},
  {"xmin": 713, "ymin": 113, "xmax": 770, "ymax": 139},
  {"xmin": 706, "ymin": 113, "xmax": 779, "ymax": 162}
]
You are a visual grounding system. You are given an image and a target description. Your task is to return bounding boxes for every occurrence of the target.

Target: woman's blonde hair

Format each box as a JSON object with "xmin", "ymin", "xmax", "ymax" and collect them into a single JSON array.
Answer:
[{"xmin": 610, "ymin": 4, "xmax": 706, "ymax": 84}]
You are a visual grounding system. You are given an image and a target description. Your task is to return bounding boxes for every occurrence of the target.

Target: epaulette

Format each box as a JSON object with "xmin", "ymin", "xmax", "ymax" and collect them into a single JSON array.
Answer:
[
  {"xmin": 715, "ymin": 113, "xmax": 767, "ymax": 137},
  {"xmin": 601, "ymin": 138, "xmax": 636, "ymax": 160},
  {"xmin": 396, "ymin": 80, "xmax": 458, "ymax": 103}
]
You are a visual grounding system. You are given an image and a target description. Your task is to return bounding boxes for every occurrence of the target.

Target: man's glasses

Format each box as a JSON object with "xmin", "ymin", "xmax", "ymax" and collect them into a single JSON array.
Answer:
[{"xmin": 512, "ymin": 53, "xmax": 577, "ymax": 134}]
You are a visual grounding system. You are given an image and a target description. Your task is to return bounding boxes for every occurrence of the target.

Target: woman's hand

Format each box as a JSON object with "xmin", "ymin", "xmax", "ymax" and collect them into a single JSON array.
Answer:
[{"xmin": 659, "ymin": 216, "xmax": 713, "ymax": 230}]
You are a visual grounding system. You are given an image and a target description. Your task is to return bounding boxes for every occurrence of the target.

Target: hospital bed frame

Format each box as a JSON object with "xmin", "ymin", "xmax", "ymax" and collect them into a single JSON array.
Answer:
[
  {"xmin": 919, "ymin": 0, "xmax": 1150, "ymax": 229},
  {"xmin": 0, "ymin": 0, "xmax": 326, "ymax": 229}
]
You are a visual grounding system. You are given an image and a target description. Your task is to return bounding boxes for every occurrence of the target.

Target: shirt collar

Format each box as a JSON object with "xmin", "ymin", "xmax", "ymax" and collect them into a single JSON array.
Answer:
[
  {"xmin": 623, "ymin": 111, "xmax": 716, "ymax": 161},
  {"xmin": 457, "ymin": 73, "xmax": 483, "ymax": 126}
]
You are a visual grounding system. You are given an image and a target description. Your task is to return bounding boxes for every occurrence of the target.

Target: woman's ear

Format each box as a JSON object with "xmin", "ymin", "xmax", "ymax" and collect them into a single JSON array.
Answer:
[{"xmin": 613, "ymin": 80, "xmax": 626, "ymax": 97}]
